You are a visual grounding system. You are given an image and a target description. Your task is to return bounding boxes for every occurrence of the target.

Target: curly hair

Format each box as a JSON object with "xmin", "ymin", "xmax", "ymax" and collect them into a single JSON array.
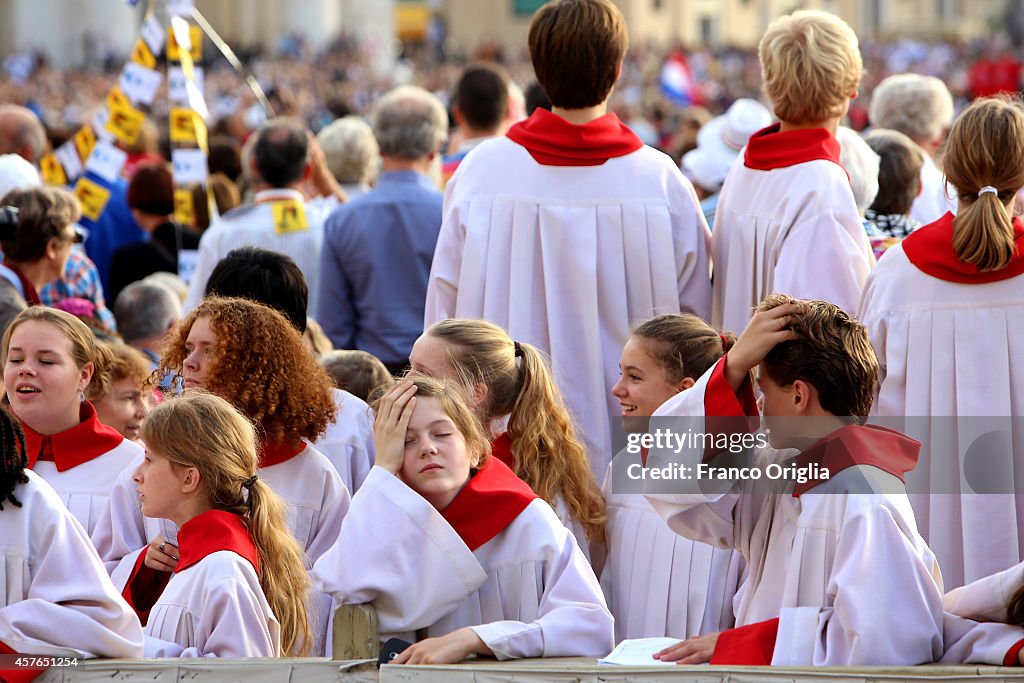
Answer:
[{"xmin": 155, "ymin": 296, "xmax": 336, "ymax": 445}]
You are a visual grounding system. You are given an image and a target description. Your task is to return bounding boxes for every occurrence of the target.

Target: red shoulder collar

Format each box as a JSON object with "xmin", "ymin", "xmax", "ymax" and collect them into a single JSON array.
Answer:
[
  {"xmin": 743, "ymin": 123, "xmax": 843, "ymax": 172},
  {"xmin": 505, "ymin": 108, "xmax": 644, "ymax": 166},
  {"xmin": 440, "ymin": 457, "xmax": 538, "ymax": 551},
  {"xmin": 901, "ymin": 212, "xmax": 1024, "ymax": 283},
  {"xmin": 259, "ymin": 439, "xmax": 306, "ymax": 468},
  {"xmin": 24, "ymin": 401, "xmax": 124, "ymax": 471},
  {"xmin": 792, "ymin": 424, "xmax": 920, "ymax": 496},
  {"xmin": 490, "ymin": 432, "xmax": 515, "ymax": 469},
  {"xmin": 176, "ymin": 509, "xmax": 260, "ymax": 574}
]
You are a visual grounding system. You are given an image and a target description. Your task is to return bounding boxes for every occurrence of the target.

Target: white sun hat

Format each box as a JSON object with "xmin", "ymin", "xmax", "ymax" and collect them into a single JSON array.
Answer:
[{"xmin": 682, "ymin": 98, "xmax": 772, "ymax": 193}]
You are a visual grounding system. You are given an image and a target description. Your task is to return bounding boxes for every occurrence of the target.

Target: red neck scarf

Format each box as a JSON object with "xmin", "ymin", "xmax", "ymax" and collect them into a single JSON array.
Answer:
[
  {"xmin": 440, "ymin": 457, "xmax": 538, "ymax": 551},
  {"xmin": 121, "ymin": 509, "xmax": 259, "ymax": 625},
  {"xmin": 792, "ymin": 423, "xmax": 920, "ymax": 496},
  {"xmin": 24, "ymin": 401, "xmax": 124, "ymax": 471},
  {"xmin": 901, "ymin": 212, "xmax": 1024, "ymax": 283},
  {"xmin": 743, "ymin": 123, "xmax": 843, "ymax": 172},
  {"xmin": 2, "ymin": 261, "xmax": 41, "ymax": 306},
  {"xmin": 505, "ymin": 108, "xmax": 644, "ymax": 166},
  {"xmin": 490, "ymin": 432, "xmax": 515, "ymax": 469},
  {"xmin": 176, "ymin": 509, "xmax": 260, "ymax": 574},
  {"xmin": 258, "ymin": 439, "xmax": 306, "ymax": 468}
]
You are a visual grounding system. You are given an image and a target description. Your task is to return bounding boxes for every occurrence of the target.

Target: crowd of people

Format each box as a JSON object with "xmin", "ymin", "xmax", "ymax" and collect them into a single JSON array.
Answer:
[{"xmin": 3, "ymin": 0, "xmax": 1024, "ymax": 675}]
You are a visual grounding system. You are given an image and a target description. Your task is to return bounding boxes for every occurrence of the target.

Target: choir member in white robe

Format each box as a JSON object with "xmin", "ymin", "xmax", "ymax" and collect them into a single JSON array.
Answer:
[
  {"xmin": 600, "ymin": 319, "xmax": 742, "ymax": 641},
  {"xmin": 1, "ymin": 471, "xmax": 143, "ymax": 665},
  {"xmin": 424, "ymin": 108, "xmax": 711, "ymax": 479},
  {"xmin": 409, "ymin": 322, "xmax": 606, "ymax": 562},
  {"xmin": 3, "ymin": 307, "xmax": 143, "ymax": 535},
  {"xmin": 313, "ymin": 377, "xmax": 614, "ymax": 663},
  {"xmin": 711, "ymin": 124, "xmax": 874, "ymax": 334},
  {"xmin": 644, "ymin": 307, "xmax": 943, "ymax": 666},
  {"xmin": 121, "ymin": 393, "xmax": 313, "ymax": 658},
  {"xmin": 859, "ymin": 96, "xmax": 1024, "ymax": 588},
  {"xmin": 92, "ymin": 442, "xmax": 348, "ymax": 655}
]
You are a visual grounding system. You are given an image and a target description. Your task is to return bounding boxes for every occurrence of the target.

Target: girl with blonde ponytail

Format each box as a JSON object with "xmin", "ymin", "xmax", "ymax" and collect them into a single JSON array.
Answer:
[
  {"xmin": 860, "ymin": 95, "xmax": 1024, "ymax": 588},
  {"xmin": 604, "ymin": 313, "xmax": 742, "ymax": 642},
  {"xmin": 409, "ymin": 319, "xmax": 605, "ymax": 559},
  {"xmin": 125, "ymin": 392, "xmax": 311, "ymax": 657}
]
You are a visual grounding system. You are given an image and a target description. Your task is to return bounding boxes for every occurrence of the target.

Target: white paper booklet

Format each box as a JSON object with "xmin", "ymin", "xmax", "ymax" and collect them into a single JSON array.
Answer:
[{"xmin": 598, "ymin": 637, "xmax": 682, "ymax": 666}]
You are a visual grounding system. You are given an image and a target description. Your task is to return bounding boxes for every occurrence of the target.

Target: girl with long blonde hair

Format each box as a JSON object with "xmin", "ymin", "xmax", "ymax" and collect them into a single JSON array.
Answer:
[
  {"xmin": 125, "ymin": 392, "xmax": 311, "ymax": 657},
  {"xmin": 409, "ymin": 319, "xmax": 605, "ymax": 559},
  {"xmin": 92, "ymin": 297, "xmax": 349, "ymax": 655}
]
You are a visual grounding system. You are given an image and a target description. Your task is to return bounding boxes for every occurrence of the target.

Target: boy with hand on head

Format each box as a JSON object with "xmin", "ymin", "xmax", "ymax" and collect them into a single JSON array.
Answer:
[
  {"xmin": 645, "ymin": 294, "xmax": 944, "ymax": 666},
  {"xmin": 712, "ymin": 10, "xmax": 875, "ymax": 334}
]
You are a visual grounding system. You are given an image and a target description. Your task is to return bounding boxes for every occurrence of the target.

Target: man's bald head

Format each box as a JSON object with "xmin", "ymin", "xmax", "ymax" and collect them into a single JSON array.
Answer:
[{"xmin": 0, "ymin": 106, "xmax": 47, "ymax": 164}]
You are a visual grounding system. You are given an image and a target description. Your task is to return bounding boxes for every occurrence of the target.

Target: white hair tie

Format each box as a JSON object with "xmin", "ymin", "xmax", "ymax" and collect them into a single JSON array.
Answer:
[{"xmin": 979, "ymin": 186, "xmax": 999, "ymax": 197}]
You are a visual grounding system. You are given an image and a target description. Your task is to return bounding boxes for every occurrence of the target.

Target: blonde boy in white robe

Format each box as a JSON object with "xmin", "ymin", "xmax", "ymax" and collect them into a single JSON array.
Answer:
[{"xmin": 711, "ymin": 10, "xmax": 873, "ymax": 334}]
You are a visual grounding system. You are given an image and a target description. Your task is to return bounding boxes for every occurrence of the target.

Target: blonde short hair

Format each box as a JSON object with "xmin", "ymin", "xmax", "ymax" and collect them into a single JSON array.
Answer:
[{"xmin": 759, "ymin": 10, "xmax": 862, "ymax": 125}]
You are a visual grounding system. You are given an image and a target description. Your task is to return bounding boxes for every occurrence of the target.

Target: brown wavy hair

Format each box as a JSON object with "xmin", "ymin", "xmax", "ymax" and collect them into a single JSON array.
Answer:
[
  {"xmin": 424, "ymin": 319, "xmax": 606, "ymax": 545},
  {"xmin": 155, "ymin": 297, "xmax": 335, "ymax": 445},
  {"xmin": 141, "ymin": 392, "xmax": 312, "ymax": 655}
]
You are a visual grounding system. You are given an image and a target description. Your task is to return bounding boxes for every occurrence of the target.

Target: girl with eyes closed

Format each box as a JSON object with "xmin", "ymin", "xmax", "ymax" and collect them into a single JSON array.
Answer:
[
  {"xmin": 2, "ymin": 306, "xmax": 142, "ymax": 535},
  {"xmin": 313, "ymin": 374, "xmax": 613, "ymax": 664}
]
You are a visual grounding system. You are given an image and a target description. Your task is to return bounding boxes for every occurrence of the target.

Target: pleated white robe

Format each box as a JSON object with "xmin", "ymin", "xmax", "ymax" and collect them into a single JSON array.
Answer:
[
  {"xmin": 313, "ymin": 467, "xmax": 614, "ymax": 660},
  {"xmin": 600, "ymin": 452, "xmax": 742, "ymax": 641},
  {"xmin": 710, "ymin": 125, "xmax": 874, "ymax": 334},
  {"xmin": 645, "ymin": 358, "xmax": 944, "ymax": 665},
  {"xmin": 0, "ymin": 470, "xmax": 143, "ymax": 658},
  {"xmin": 859, "ymin": 236, "xmax": 1024, "ymax": 588},
  {"xmin": 424, "ymin": 136, "xmax": 712, "ymax": 479}
]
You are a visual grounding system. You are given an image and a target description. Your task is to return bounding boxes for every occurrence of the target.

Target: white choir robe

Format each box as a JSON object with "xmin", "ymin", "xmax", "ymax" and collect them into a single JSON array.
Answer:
[
  {"xmin": 939, "ymin": 563, "xmax": 1024, "ymax": 664},
  {"xmin": 91, "ymin": 443, "xmax": 350, "ymax": 655},
  {"xmin": 425, "ymin": 109, "xmax": 712, "ymax": 480},
  {"xmin": 312, "ymin": 466, "xmax": 615, "ymax": 660},
  {"xmin": 142, "ymin": 552, "xmax": 278, "ymax": 658},
  {"xmin": 32, "ymin": 440, "xmax": 142, "ymax": 536},
  {"xmin": 0, "ymin": 470, "xmax": 143, "ymax": 658},
  {"xmin": 711, "ymin": 124, "xmax": 874, "ymax": 334},
  {"xmin": 124, "ymin": 510, "xmax": 279, "ymax": 658},
  {"xmin": 859, "ymin": 216, "xmax": 1024, "ymax": 588},
  {"xmin": 23, "ymin": 401, "xmax": 143, "ymax": 536},
  {"xmin": 600, "ymin": 452, "xmax": 741, "ymax": 641},
  {"xmin": 645, "ymin": 357, "xmax": 944, "ymax": 665},
  {"xmin": 311, "ymin": 388, "xmax": 375, "ymax": 494}
]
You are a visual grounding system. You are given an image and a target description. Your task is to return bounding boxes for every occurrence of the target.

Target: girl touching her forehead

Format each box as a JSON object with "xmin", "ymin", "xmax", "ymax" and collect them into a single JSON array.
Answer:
[{"xmin": 313, "ymin": 375, "xmax": 613, "ymax": 665}]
